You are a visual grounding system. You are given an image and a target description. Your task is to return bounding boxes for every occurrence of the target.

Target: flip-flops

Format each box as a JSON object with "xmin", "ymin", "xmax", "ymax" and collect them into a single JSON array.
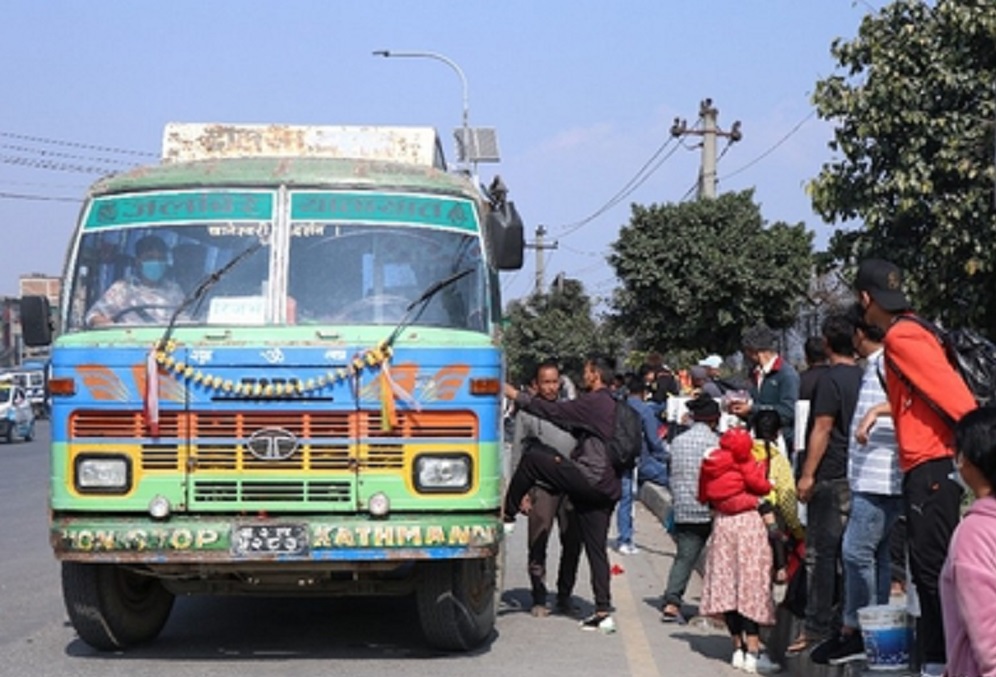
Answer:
[
  {"xmin": 786, "ymin": 633, "xmax": 820, "ymax": 655},
  {"xmin": 660, "ymin": 606, "xmax": 685, "ymax": 624}
]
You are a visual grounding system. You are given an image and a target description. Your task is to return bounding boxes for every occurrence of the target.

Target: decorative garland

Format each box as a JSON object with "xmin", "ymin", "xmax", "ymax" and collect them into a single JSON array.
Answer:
[{"xmin": 153, "ymin": 339, "xmax": 393, "ymax": 397}]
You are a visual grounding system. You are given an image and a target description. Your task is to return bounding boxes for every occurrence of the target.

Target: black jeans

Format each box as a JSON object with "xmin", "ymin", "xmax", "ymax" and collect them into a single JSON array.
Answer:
[
  {"xmin": 804, "ymin": 478, "xmax": 851, "ymax": 638},
  {"xmin": 663, "ymin": 522, "xmax": 711, "ymax": 607},
  {"xmin": 904, "ymin": 457, "xmax": 963, "ymax": 666},
  {"xmin": 505, "ymin": 446, "xmax": 615, "ymax": 612},
  {"xmin": 527, "ymin": 486, "xmax": 581, "ymax": 606}
]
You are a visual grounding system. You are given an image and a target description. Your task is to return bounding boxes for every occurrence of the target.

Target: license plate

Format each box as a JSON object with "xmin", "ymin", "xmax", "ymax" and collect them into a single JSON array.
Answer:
[{"xmin": 232, "ymin": 524, "xmax": 309, "ymax": 556}]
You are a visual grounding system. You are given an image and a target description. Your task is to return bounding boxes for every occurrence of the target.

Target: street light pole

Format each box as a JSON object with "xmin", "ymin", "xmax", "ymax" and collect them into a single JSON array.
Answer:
[{"xmin": 372, "ymin": 49, "xmax": 470, "ymax": 168}]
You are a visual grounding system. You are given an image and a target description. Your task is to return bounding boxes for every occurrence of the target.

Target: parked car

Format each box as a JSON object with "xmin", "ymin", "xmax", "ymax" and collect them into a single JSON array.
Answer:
[{"xmin": 0, "ymin": 381, "xmax": 35, "ymax": 443}]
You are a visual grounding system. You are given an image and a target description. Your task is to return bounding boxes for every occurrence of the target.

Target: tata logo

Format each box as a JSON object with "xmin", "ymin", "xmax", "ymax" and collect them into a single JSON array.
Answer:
[{"xmin": 245, "ymin": 428, "xmax": 299, "ymax": 461}]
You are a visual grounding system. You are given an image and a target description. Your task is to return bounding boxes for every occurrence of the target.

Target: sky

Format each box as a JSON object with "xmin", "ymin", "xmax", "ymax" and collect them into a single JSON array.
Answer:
[{"xmin": 0, "ymin": 1, "xmax": 874, "ymax": 304}]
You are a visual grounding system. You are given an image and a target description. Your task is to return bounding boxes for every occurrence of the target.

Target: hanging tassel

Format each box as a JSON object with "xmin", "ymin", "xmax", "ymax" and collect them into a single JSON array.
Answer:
[
  {"xmin": 144, "ymin": 347, "xmax": 160, "ymax": 437},
  {"xmin": 379, "ymin": 366, "xmax": 397, "ymax": 432},
  {"xmin": 383, "ymin": 361, "xmax": 420, "ymax": 412}
]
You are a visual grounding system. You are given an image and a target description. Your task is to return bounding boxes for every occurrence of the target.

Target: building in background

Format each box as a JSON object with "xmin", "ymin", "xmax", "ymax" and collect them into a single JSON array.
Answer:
[{"xmin": 0, "ymin": 274, "xmax": 60, "ymax": 367}]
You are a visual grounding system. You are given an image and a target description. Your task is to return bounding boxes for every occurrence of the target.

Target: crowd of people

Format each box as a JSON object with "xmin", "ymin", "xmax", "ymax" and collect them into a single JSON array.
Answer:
[{"xmin": 502, "ymin": 257, "xmax": 996, "ymax": 677}]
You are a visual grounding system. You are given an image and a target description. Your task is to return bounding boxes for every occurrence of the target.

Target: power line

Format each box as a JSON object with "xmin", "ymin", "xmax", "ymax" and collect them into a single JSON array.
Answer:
[
  {"xmin": 0, "ymin": 191, "xmax": 82, "ymax": 203},
  {"xmin": 558, "ymin": 242, "xmax": 603, "ymax": 258},
  {"xmin": 555, "ymin": 134, "xmax": 685, "ymax": 239},
  {"xmin": 679, "ymin": 179, "xmax": 698, "ymax": 202},
  {"xmin": 0, "ymin": 154, "xmax": 117, "ymax": 175},
  {"xmin": 0, "ymin": 131, "xmax": 157, "ymax": 158},
  {"xmin": 0, "ymin": 143, "xmax": 141, "ymax": 168},
  {"xmin": 0, "ymin": 179, "xmax": 89, "ymax": 190},
  {"xmin": 719, "ymin": 110, "xmax": 816, "ymax": 182}
]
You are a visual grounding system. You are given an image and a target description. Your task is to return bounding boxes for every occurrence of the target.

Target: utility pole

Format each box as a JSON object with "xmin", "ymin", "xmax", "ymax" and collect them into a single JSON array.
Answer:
[
  {"xmin": 525, "ymin": 225, "xmax": 558, "ymax": 294},
  {"xmin": 671, "ymin": 98, "xmax": 742, "ymax": 199}
]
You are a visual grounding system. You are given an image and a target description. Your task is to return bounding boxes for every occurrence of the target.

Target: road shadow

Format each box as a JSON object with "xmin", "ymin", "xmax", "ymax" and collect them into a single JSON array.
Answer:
[
  {"xmin": 498, "ymin": 587, "xmax": 593, "ymax": 620},
  {"xmin": 668, "ymin": 630, "xmax": 733, "ymax": 664},
  {"xmin": 64, "ymin": 594, "xmax": 498, "ymax": 661}
]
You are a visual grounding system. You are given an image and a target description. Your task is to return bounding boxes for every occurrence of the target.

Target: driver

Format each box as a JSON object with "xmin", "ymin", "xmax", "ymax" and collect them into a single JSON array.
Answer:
[{"xmin": 86, "ymin": 235, "xmax": 184, "ymax": 327}]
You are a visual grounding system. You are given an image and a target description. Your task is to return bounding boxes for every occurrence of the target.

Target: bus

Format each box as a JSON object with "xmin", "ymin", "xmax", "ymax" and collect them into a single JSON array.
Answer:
[{"xmin": 20, "ymin": 123, "xmax": 524, "ymax": 651}]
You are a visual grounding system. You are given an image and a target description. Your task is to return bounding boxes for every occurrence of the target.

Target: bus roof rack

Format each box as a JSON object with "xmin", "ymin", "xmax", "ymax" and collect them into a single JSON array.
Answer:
[{"xmin": 162, "ymin": 123, "xmax": 448, "ymax": 169}]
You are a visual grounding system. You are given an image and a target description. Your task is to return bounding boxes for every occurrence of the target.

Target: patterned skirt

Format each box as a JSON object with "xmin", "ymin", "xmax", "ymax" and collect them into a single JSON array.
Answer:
[{"xmin": 699, "ymin": 510, "xmax": 775, "ymax": 626}]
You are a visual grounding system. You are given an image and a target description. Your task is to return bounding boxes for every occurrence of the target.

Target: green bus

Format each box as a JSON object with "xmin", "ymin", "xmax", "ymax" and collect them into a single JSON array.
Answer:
[{"xmin": 21, "ymin": 124, "xmax": 524, "ymax": 651}]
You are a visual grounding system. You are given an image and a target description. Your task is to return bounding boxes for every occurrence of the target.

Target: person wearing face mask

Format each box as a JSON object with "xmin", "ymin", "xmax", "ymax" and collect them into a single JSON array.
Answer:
[
  {"xmin": 940, "ymin": 407, "xmax": 996, "ymax": 677},
  {"xmin": 86, "ymin": 235, "xmax": 184, "ymax": 327}
]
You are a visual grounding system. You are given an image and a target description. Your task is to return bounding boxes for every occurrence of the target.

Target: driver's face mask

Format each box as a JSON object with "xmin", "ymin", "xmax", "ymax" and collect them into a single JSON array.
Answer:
[{"xmin": 140, "ymin": 258, "xmax": 168, "ymax": 283}]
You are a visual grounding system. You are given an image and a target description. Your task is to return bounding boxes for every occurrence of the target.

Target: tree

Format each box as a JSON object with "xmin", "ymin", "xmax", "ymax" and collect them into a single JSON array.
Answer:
[
  {"xmin": 608, "ymin": 190, "xmax": 813, "ymax": 356},
  {"xmin": 810, "ymin": 0, "xmax": 996, "ymax": 333},
  {"xmin": 502, "ymin": 278, "xmax": 618, "ymax": 386}
]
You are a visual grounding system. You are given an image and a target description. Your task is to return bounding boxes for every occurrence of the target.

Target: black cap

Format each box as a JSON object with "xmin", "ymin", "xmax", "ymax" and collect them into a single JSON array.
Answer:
[
  {"xmin": 855, "ymin": 259, "xmax": 911, "ymax": 312},
  {"xmin": 741, "ymin": 324, "xmax": 778, "ymax": 351},
  {"xmin": 685, "ymin": 394, "xmax": 720, "ymax": 421}
]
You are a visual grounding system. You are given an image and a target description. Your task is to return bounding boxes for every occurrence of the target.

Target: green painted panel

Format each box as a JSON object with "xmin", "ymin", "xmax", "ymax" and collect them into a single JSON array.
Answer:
[
  {"xmin": 291, "ymin": 192, "xmax": 479, "ymax": 232},
  {"xmin": 84, "ymin": 191, "xmax": 273, "ymax": 230}
]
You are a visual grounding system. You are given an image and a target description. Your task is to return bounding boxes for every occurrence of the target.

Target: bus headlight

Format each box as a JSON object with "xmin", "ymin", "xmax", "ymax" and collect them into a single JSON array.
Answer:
[
  {"xmin": 75, "ymin": 454, "xmax": 131, "ymax": 494},
  {"xmin": 414, "ymin": 454, "xmax": 472, "ymax": 493}
]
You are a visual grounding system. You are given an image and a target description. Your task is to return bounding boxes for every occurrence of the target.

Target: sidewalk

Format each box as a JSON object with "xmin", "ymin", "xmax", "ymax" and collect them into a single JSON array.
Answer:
[{"xmin": 634, "ymin": 483, "xmax": 916, "ymax": 677}]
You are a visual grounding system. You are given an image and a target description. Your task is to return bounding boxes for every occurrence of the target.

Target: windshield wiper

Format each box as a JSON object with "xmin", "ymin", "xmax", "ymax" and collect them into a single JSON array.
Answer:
[
  {"xmin": 157, "ymin": 239, "xmax": 264, "ymax": 349},
  {"xmin": 384, "ymin": 267, "xmax": 476, "ymax": 347}
]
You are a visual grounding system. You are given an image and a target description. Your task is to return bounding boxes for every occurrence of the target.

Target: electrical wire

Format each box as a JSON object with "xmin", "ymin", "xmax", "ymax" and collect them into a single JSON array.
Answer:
[
  {"xmin": 501, "ymin": 268, "xmax": 523, "ymax": 294},
  {"xmin": 555, "ymin": 116, "xmax": 707, "ymax": 240},
  {"xmin": 0, "ymin": 154, "xmax": 119, "ymax": 175},
  {"xmin": 0, "ymin": 131, "xmax": 157, "ymax": 158},
  {"xmin": 0, "ymin": 143, "xmax": 141, "ymax": 168},
  {"xmin": 719, "ymin": 110, "xmax": 816, "ymax": 182},
  {"xmin": 554, "ymin": 134, "xmax": 685, "ymax": 239},
  {"xmin": 558, "ymin": 242, "xmax": 602, "ymax": 258},
  {"xmin": 557, "ymin": 141, "xmax": 685, "ymax": 239},
  {"xmin": 0, "ymin": 191, "xmax": 82, "ymax": 203},
  {"xmin": 679, "ymin": 179, "xmax": 699, "ymax": 202}
]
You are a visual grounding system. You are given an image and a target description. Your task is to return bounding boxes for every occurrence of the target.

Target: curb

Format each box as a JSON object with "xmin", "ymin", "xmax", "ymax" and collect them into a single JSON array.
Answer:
[{"xmin": 637, "ymin": 482, "xmax": 672, "ymax": 526}]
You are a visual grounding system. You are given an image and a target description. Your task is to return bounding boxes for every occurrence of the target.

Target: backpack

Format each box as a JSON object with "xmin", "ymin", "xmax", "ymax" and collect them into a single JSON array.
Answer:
[
  {"xmin": 888, "ymin": 315, "xmax": 996, "ymax": 424},
  {"xmin": 608, "ymin": 399, "xmax": 643, "ymax": 471}
]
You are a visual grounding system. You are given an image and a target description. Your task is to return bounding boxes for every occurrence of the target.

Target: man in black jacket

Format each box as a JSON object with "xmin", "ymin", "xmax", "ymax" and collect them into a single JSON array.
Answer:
[{"xmin": 503, "ymin": 354, "xmax": 621, "ymax": 633}]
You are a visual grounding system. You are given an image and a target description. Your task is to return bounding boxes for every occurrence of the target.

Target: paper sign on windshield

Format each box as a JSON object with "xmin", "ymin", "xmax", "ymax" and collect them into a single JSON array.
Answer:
[{"xmin": 208, "ymin": 296, "xmax": 266, "ymax": 325}]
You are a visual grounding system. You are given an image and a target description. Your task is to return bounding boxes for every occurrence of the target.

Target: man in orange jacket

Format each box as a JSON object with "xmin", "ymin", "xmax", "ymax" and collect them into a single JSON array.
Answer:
[{"xmin": 855, "ymin": 259, "xmax": 977, "ymax": 677}]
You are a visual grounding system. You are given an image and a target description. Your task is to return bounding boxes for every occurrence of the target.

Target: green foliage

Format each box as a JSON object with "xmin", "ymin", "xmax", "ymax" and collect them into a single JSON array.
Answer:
[
  {"xmin": 608, "ymin": 190, "xmax": 814, "ymax": 355},
  {"xmin": 810, "ymin": 0, "xmax": 996, "ymax": 332},
  {"xmin": 502, "ymin": 278, "xmax": 620, "ymax": 386}
]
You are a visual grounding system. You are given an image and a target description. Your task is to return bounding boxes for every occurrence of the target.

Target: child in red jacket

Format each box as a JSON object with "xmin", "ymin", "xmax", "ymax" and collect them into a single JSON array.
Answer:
[{"xmin": 698, "ymin": 427, "xmax": 776, "ymax": 673}]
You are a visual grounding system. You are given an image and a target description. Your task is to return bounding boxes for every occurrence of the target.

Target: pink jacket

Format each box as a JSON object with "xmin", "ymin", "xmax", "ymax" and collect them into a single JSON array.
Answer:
[{"xmin": 940, "ymin": 496, "xmax": 996, "ymax": 677}]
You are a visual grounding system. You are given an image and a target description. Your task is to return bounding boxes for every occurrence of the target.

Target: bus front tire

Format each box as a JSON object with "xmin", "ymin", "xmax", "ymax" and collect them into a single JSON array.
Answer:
[
  {"xmin": 416, "ymin": 557, "xmax": 496, "ymax": 652},
  {"xmin": 62, "ymin": 562, "xmax": 175, "ymax": 650}
]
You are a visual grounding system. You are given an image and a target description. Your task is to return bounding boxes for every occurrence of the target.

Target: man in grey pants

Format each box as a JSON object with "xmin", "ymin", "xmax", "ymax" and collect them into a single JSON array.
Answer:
[
  {"xmin": 660, "ymin": 394, "xmax": 721, "ymax": 622},
  {"xmin": 511, "ymin": 360, "xmax": 582, "ymax": 616}
]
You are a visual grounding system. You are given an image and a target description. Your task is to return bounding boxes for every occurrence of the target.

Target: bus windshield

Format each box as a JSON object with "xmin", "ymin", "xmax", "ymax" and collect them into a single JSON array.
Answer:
[
  {"xmin": 289, "ymin": 224, "xmax": 486, "ymax": 331},
  {"xmin": 67, "ymin": 223, "xmax": 273, "ymax": 331},
  {"xmin": 65, "ymin": 222, "xmax": 487, "ymax": 332}
]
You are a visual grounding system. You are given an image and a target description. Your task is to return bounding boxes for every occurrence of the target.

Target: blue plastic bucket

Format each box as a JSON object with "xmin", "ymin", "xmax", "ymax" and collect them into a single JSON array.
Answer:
[{"xmin": 858, "ymin": 605, "xmax": 909, "ymax": 671}]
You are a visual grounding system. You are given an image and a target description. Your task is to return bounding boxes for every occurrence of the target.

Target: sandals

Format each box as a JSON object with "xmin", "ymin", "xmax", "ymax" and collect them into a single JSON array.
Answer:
[
  {"xmin": 660, "ymin": 604, "xmax": 685, "ymax": 624},
  {"xmin": 786, "ymin": 633, "xmax": 820, "ymax": 655}
]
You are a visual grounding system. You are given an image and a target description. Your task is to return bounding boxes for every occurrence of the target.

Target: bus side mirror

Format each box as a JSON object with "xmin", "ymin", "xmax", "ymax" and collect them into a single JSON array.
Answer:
[
  {"xmin": 20, "ymin": 296, "xmax": 53, "ymax": 347},
  {"xmin": 485, "ymin": 201, "xmax": 524, "ymax": 271}
]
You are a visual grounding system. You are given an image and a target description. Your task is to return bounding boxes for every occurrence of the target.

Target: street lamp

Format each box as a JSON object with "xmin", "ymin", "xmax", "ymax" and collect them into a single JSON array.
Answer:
[{"xmin": 372, "ymin": 49, "xmax": 471, "ymax": 168}]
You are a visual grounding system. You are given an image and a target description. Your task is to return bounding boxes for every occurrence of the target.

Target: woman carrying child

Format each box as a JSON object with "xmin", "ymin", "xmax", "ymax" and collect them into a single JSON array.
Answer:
[{"xmin": 698, "ymin": 426, "xmax": 777, "ymax": 674}]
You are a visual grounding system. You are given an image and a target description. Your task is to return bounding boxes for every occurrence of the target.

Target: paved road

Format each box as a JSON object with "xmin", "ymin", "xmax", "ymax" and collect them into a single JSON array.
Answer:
[{"xmin": 0, "ymin": 424, "xmax": 733, "ymax": 677}]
